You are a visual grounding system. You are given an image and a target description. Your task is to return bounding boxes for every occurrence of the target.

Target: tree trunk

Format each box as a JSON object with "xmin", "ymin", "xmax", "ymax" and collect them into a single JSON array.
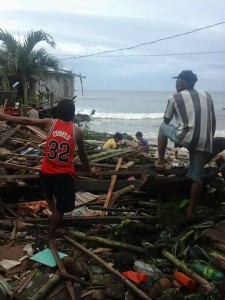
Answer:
[{"xmin": 22, "ymin": 79, "xmax": 28, "ymax": 115}]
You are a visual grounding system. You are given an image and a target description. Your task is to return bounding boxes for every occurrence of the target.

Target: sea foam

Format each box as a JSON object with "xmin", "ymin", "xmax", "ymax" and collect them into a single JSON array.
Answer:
[{"xmin": 77, "ymin": 108, "xmax": 164, "ymax": 120}]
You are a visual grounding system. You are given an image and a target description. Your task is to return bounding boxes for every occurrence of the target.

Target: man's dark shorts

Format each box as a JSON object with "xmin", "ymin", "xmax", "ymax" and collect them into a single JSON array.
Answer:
[{"xmin": 39, "ymin": 172, "xmax": 75, "ymax": 213}]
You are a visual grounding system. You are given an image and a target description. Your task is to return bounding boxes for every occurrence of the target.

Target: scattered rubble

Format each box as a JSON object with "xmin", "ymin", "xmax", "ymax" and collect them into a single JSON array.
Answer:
[{"xmin": 0, "ymin": 123, "xmax": 225, "ymax": 299}]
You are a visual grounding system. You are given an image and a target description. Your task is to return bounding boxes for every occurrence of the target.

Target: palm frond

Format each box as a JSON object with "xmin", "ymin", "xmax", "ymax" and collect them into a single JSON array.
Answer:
[
  {"xmin": 16, "ymin": 48, "xmax": 60, "ymax": 79},
  {"xmin": 34, "ymin": 48, "xmax": 60, "ymax": 69},
  {"xmin": 0, "ymin": 49, "xmax": 7, "ymax": 65},
  {"xmin": 0, "ymin": 29, "xmax": 19, "ymax": 55},
  {"xmin": 24, "ymin": 30, "xmax": 56, "ymax": 54}
]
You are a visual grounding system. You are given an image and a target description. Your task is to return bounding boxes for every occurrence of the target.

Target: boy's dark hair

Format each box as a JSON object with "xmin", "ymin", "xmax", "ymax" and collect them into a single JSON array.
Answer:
[
  {"xmin": 114, "ymin": 132, "xmax": 123, "ymax": 141},
  {"xmin": 136, "ymin": 131, "xmax": 143, "ymax": 138},
  {"xmin": 57, "ymin": 98, "xmax": 75, "ymax": 122}
]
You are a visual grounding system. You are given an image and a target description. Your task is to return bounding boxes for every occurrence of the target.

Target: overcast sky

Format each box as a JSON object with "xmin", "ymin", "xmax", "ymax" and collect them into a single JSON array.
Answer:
[{"xmin": 0, "ymin": 0, "xmax": 225, "ymax": 91}]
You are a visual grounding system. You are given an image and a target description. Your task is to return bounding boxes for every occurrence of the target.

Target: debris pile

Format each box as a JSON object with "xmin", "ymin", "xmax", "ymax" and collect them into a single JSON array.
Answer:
[{"xmin": 0, "ymin": 123, "xmax": 225, "ymax": 299}]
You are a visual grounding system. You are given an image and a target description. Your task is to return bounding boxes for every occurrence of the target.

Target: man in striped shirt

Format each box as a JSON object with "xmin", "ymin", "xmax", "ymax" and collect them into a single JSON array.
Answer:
[{"xmin": 155, "ymin": 70, "xmax": 216, "ymax": 218}]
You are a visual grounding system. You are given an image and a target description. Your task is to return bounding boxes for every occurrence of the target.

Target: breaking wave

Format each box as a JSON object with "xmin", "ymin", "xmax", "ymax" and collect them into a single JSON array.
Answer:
[{"xmin": 77, "ymin": 108, "xmax": 164, "ymax": 120}]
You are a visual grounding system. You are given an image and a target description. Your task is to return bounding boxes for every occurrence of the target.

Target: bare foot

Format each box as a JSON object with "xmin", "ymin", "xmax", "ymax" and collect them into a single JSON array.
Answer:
[
  {"xmin": 186, "ymin": 205, "xmax": 195, "ymax": 220},
  {"xmin": 155, "ymin": 160, "xmax": 165, "ymax": 169}
]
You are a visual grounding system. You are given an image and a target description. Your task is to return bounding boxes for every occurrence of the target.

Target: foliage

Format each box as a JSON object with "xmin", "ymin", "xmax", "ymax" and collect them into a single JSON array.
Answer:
[
  {"xmin": 0, "ymin": 73, "xmax": 10, "ymax": 91},
  {"xmin": 30, "ymin": 91, "xmax": 44, "ymax": 107},
  {"xmin": 0, "ymin": 29, "xmax": 60, "ymax": 110},
  {"xmin": 83, "ymin": 123, "xmax": 95, "ymax": 140}
]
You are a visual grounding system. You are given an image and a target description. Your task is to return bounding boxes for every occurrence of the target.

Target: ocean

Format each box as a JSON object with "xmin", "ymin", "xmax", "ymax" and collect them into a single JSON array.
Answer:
[{"xmin": 75, "ymin": 90, "xmax": 225, "ymax": 144}]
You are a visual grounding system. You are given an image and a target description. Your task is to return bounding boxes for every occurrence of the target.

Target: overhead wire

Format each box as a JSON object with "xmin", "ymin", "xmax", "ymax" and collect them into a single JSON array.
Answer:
[
  {"xmin": 56, "ymin": 21, "xmax": 225, "ymax": 60},
  {"xmin": 58, "ymin": 50, "xmax": 225, "ymax": 59}
]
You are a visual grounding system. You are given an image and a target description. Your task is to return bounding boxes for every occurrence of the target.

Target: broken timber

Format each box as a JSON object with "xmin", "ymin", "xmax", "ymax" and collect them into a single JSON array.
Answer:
[
  {"xmin": 0, "ymin": 168, "xmax": 188, "ymax": 178},
  {"xmin": 101, "ymin": 157, "xmax": 122, "ymax": 216},
  {"xmin": 23, "ymin": 216, "xmax": 159, "ymax": 226},
  {"xmin": 0, "ymin": 125, "xmax": 21, "ymax": 147},
  {"xmin": 64, "ymin": 235, "xmax": 152, "ymax": 300},
  {"xmin": 49, "ymin": 241, "xmax": 75, "ymax": 300}
]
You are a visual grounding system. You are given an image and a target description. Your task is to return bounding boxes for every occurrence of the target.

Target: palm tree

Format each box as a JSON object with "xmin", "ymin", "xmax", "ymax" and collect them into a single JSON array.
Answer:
[{"xmin": 0, "ymin": 29, "xmax": 60, "ymax": 110}]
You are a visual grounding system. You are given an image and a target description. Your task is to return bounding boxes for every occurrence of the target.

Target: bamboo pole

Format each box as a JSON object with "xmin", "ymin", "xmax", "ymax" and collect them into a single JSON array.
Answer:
[
  {"xmin": 108, "ymin": 185, "xmax": 135, "ymax": 208},
  {"xmin": 90, "ymin": 148, "xmax": 139, "ymax": 163},
  {"xmin": 63, "ymin": 235, "xmax": 152, "ymax": 300},
  {"xmin": 68, "ymin": 229, "xmax": 146, "ymax": 254},
  {"xmin": 88, "ymin": 149, "xmax": 116, "ymax": 160},
  {"xmin": 162, "ymin": 250, "xmax": 214, "ymax": 292},
  {"xmin": 30, "ymin": 274, "xmax": 61, "ymax": 300}
]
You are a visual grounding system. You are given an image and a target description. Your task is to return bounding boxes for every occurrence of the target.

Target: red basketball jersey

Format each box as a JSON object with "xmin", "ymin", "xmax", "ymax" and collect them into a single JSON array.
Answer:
[{"xmin": 41, "ymin": 119, "xmax": 75, "ymax": 175}]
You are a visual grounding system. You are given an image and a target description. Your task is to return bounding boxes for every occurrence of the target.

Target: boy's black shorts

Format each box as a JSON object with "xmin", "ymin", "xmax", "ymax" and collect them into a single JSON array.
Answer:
[{"xmin": 39, "ymin": 171, "xmax": 75, "ymax": 213}]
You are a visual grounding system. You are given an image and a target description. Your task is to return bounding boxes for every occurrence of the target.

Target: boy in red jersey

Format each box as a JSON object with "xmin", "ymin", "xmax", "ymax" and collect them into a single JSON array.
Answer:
[{"xmin": 0, "ymin": 99, "xmax": 95, "ymax": 238}]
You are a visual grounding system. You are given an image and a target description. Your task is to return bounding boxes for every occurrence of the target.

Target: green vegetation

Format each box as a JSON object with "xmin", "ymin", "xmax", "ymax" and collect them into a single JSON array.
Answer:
[{"xmin": 0, "ymin": 29, "xmax": 60, "ymax": 111}]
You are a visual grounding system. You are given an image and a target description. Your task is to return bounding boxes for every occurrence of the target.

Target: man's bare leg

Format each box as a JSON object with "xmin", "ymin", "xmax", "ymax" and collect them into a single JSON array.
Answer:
[
  {"xmin": 45, "ymin": 195, "xmax": 56, "ymax": 214},
  {"xmin": 49, "ymin": 209, "xmax": 64, "ymax": 239},
  {"xmin": 44, "ymin": 195, "xmax": 62, "ymax": 239},
  {"xmin": 155, "ymin": 133, "xmax": 168, "ymax": 168},
  {"xmin": 186, "ymin": 181, "xmax": 203, "ymax": 219}
]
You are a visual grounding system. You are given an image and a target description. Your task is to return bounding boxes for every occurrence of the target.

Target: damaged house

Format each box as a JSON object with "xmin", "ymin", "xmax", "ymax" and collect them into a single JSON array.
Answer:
[{"xmin": 0, "ymin": 68, "xmax": 76, "ymax": 108}]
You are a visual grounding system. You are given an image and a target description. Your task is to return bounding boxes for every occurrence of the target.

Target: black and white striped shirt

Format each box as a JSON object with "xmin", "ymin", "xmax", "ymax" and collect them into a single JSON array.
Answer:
[{"xmin": 164, "ymin": 89, "xmax": 216, "ymax": 153}]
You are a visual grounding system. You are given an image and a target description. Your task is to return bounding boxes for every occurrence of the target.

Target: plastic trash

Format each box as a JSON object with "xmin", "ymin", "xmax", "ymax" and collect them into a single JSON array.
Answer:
[
  {"xmin": 23, "ymin": 244, "xmax": 34, "ymax": 256},
  {"xmin": 122, "ymin": 271, "xmax": 149, "ymax": 284},
  {"xmin": 134, "ymin": 261, "xmax": 162, "ymax": 281},
  {"xmin": 174, "ymin": 271, "xmax": 196, "ymax": 291},
  {"xmin": 189, "ymin": 262, "xmax": 225, "ymax": 281}
]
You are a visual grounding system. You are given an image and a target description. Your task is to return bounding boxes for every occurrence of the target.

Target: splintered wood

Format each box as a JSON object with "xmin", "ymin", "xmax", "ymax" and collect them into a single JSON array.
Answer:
[
  {"xmin": 64, "ymin": 191, "xmax": 101, "ymax": 217},
  {"xmin": 0, "ymin": 124, "xmax": 46, "ymax": 173}
]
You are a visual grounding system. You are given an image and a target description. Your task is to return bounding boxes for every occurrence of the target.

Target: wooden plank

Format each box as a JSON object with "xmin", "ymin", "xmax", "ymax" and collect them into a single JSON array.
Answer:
[
  {"xmin": 17, "ymin": 129, "xmax": 43, "ymax": 143},
  {"xmin": 0, "ymin": 125, "xmax": 21, "ymax": 147},
  {"xmin": 49, "ymin": 241, "xmax": 75, "ymax": 300},
  {"xmin": 23, "ymin": 216, "xmax": 159, "ymax": 226},
  {"xmin": 0, "ymin": 168, "xmax": 150, "ymax": 179},
  {"xmin": 76, "ymin": 168, "xmax": 155, "ymax": 176},
  {"xmin": 0, "ymin": 200, "xmax": 18, "ymax": 217},
  {"xmin": 101, "ymin": 158, "xmax": 122, "ymax": 216},
  {"xmin": 29, "ymin": 142, "xmax": 45, "ymax": 154},
  {"xmin": 0, "ymin": 174, "xmax": 39, "ymax": 180},
  {"xmin": 0, "ymin": 167, "xmax": 184, "ymax": 178},
  {"xmin": 25, "ymin": 125, "xmax": 47, "ymax": 139},
  {"xmin": 75, "ymin": 179, "xmax": 141, "ymax": 192},
  {"xmin": 0, "ymin": 153, "xmax": 44, "ymax": 158},
  {"xmin": 15, "ymin": 268, "xmax": 37, "ymax": 293},
  {"xmin": 0, "ymin": 162, "xmax": 40, "ymax": 172}
]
